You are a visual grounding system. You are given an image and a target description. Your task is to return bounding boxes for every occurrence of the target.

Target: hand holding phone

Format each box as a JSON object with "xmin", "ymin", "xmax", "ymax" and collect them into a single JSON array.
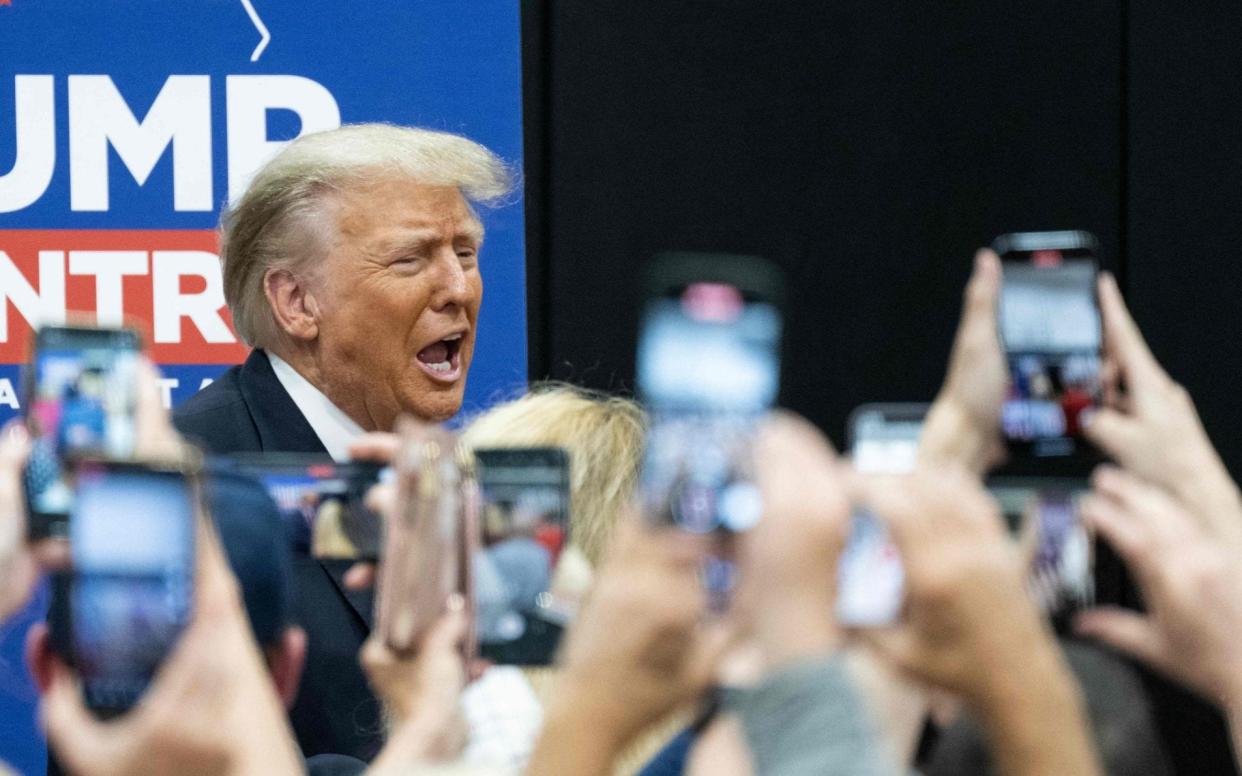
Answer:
[
  {"xmin": 53, "ymin": 456, "xmax": 200, "ymax": 715},
  {"xmin": 40, "ymin": 457, "xmax": 305, "ymax": 776},
  {"xmin": 994, "ymin": 231, "xmax": 1103, "ymax": 476},
  {"xmin": 375, "ymin": 422, "xmax": 470, "ymax": 655},
  {"xmin": 836, "ymin": 404, "xmax": 928, "ymax": 628},
  {"xmin": 636, "ymin": 253, "xmax": 783, "ymax": 537}
]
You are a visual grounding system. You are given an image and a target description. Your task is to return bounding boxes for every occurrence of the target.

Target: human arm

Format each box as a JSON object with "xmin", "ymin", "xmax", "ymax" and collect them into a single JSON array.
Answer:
[
  {"xmin": 1083, "ymin": 272, "xmax": 1242, "ymax": 545},
  {"xmin": 526, "ymin": 522, "xmax": 726, "ymax": 776},
  {"xmin": 857, "ymin": 468, "xmax": 1100, "ymax": 776},
  {"xmin": 918, "ymin": 249, "xmax": 1007, "ymax": 477},
  {"xmin": 1075, "ymin": 465, "xmax": 1242, "ymax": 763}
]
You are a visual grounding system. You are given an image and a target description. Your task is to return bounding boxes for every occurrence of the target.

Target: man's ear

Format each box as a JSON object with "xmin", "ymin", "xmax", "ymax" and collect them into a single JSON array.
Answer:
[
  {"xmin": 267, "ymin": 626, "xmax": 308, "ymax": 709},
  {"xmin": 263, "ymin": 268, "xmax": 321, "ymax": 342},
  {"xmin": 25, "ymin": 622, "xmax": 56, "ymax": 694}
]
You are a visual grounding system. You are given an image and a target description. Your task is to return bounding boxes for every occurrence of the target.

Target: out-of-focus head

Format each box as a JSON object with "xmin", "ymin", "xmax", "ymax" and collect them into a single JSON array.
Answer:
[
  {"xmin": 461, "ymin": 384, "xmax": 646, "ymax": 566},
  {"xmin": 221, "ymin": 123, "xmax": 513, "ymax": 429},
  {"xmin": 923, "ymin": 641, "xmax": 1171, "ymax": 776},
  {"xmin": 207, "ymin": 468, "xmax": 305, "ymax": 709},
  {"xmin": 28, "ymin": 468, "xmax": 308, "ymax": 710}
]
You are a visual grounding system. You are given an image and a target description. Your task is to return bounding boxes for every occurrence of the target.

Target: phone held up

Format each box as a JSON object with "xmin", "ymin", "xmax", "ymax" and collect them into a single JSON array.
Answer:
[
  {"xmin": 636, "ymin": 252, "xmax": 784, "ymax": 604},
  {"xmin": 990, "ymin": 230, "xmax": 1102, "ymax": 626},
  {"xmin": 50, "ymin": 455, "xmax": 201, "ymax": 717},
  {"xmin": 375, "ymin": 423, "xmax": 477, "ymax": 657},
  {"xmin": 473, "ymin": 446, "xmax": 573, "ymax": 666},
  {"xmin": 219, "ymin": 454, "xmax": 388, "ymax": 561},
  {"xmin": 836, "ymin": 403, "xmax": 927, "ymax": 628},
  {"xmin": 993, "ymin": 230, "xmax": 1103, "ymax": 477},
  {"xmin": 24, "ymin": 324, "xmax": 142, "ymax": 539}
]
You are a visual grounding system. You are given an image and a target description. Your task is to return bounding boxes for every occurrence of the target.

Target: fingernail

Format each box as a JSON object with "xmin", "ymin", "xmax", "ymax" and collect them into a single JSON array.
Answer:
[
  {"xmin": 446, "ymin": 592, "xmax": 465, "ymax": 612},
  {"xmin": 6, "ymin": 423, "xmax": 29, "ymax": 444}
]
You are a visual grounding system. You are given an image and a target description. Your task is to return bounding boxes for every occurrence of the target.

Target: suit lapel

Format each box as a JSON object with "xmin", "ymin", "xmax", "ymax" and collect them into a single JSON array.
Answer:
[
  {"xmin": 238, "ymin": 350, "xmax": 374, "ymax": 627},
  {"xmin": 319, "ymin": 559, "xmax": 376, "ymax": 630},
  {"xmin": 238, "ymin": 350, "xmax": 328, "ymax": 455}
]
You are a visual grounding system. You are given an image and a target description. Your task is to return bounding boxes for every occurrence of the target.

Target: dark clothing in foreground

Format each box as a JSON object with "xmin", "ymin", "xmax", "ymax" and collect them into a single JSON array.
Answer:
[{"xmin": 174, "ymin": 349, "xmax": 383, "ymax": 762}]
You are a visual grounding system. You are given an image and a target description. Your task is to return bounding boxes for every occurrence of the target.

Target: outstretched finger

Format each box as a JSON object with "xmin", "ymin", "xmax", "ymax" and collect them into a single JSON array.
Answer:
[
  {"xmin": 1097, "ymin": 273, "xmax": 1167, "ymax": 395},
  {"xmin": 349, "ymin": 432, "xmax": 400, "ymax": 465},
  {"xmin": 1082, "ymin": 407, "xmax": 1145, "ymax": 468},
  {"xmin": 946, "ymin": 250, "xmax": 1003, "ymax": 381},
  {"xmin": 1074, "ymin": 607, "xmax": 1168, "ymax": 672},
  {"xmin": 41, "ymin": 658, "xmax": 126, "ymax": 773}
]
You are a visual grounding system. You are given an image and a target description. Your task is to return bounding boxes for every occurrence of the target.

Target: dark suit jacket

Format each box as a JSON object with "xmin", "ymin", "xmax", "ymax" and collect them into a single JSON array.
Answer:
[{"xmin": 174, "ymin": 349, "xmax": 384, "ymax": 761}]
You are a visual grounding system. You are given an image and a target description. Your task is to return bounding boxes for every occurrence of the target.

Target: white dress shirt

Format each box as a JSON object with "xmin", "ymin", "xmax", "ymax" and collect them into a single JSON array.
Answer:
[{"xmin": 267, "ymin": 352, "xmax": 364, "ymax": 462}]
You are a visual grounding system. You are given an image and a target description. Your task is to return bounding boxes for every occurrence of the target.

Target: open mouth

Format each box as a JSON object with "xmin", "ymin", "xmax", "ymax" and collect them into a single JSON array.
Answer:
[{"xmin": 415, "ymin": 332, "xmax": 465, "ymax": 382}]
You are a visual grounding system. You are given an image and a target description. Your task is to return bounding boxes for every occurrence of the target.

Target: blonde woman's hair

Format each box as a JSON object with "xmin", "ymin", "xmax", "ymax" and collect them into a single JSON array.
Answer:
[
  {"xmin": 460, "ymin": 384, "xmax": 646, "ymax": 566},
  {"xmin": 220, "ymin": 122, "xmax": 513, "ymax": 348}
]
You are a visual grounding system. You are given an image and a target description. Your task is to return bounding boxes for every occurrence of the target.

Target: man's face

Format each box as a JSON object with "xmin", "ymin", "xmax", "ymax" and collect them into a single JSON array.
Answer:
[{"xmin": 312, "ymin": 178, "xmax": 484, "ymax": 429}]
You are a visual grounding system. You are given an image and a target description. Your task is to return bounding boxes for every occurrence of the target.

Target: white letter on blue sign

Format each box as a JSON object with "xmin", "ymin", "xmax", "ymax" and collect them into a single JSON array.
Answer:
[
  {"xmin": 0, "ymin": 250, "xmax": 66, "ymax": 341},
  {"xmin": 152, "ymin": 251, "xmax": 235, "ymax": 344},
  {"xmin": 226, "ymin": 75, "xmax": 341, "ymax": 202},
  {"xmin": 68, "ymin": 75, "xmax": 213, "ymax": 212},
  {"xmin": 0, "ymin": 76, "xmax": 56, "ymax": 214}
]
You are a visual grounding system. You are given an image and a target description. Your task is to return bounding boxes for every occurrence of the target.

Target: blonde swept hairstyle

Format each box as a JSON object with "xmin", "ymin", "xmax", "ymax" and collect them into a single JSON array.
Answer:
[
  {"xmin": 460, "ymin": 384, "xmax": 646, "ymax": 566},
  {"xmin": 220, "ymin": 123, "xmax": 513, "ymax": 348}
]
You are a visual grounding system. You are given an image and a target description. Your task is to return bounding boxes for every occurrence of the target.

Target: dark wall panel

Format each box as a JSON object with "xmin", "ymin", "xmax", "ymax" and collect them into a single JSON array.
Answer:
[
  {"xmin": 1125, "ymin": 6, "xmax": 1242, "ymax": 774},
  {"xmin": 532, "ymin": 1, "xmax": 1121, "ymax": 446},
  {"xmin": 1127, "ymin": 4, "xmax": 1242, "ymax": 476}
]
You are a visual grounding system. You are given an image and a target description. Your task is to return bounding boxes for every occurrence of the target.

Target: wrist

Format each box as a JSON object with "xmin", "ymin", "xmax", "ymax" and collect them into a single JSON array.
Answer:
[
  {"xmin": 545, "ymin": 679, "xmax": 638, "ymax": 752},
  {"xmin": 530, "ymin": 692, "xmax": 633, "ymax": 776},
  {"xmin": 754, "ymin": 596, "xmax": 840, "ymax": 669},
  {"xmin": 919, "ymin": 399, "xmax": 998, "ymax": 478}
]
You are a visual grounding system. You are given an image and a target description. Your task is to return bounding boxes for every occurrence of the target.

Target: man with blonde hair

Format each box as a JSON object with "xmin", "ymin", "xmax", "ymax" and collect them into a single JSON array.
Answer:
[{"xmin": 174, "ymin": 123, "xmax": 512, "ymax": 761}]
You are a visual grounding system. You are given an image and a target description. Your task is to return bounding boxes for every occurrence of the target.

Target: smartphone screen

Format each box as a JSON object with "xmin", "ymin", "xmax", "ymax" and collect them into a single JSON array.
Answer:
[
  {"xmin": 990, "ymin": 477, "xmax": 1094, "ymax": 630},
  {"xmin": 637, "ymin": 281, "xmax": 782, "ymax": 534},
  {"xmin": 473, "ymin": 447, "xmax": 572, "ymax": 666},
  {"xmin": 996, "ymin": 234, "xmax": 1102, "ymax": 473},
  {"xmin": 221, "ymin": 455, "xmax": 386, "ymax": 560},
  {"xmin": 836, "ymin": 404, "xmax": 927, "ymax": 627},
  {"xmin": 24, "ymin": 326, "xmax": 141, "ymax": 536},
  {"xmin": 67, "ymin": 462, "xmax": 196, "ymax": 713}
]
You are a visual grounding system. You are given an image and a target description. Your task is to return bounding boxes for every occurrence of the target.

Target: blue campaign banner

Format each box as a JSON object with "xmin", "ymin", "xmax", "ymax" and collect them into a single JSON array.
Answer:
[{"xmin": 0, "ymin": 2, "xmax": 526, "ymax": 772}]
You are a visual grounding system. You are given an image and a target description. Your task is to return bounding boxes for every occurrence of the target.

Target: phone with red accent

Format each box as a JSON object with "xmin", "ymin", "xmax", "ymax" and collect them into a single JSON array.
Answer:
[{"xmin": 993, "ymin": 231, "xmax": 1103, "ymax": 477}]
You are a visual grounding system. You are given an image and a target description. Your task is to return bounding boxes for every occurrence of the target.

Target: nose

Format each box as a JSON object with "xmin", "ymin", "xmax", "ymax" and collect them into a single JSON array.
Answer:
[{"xmin": 428, "ymin": 246, "xmax": 476, "ymax": 313}]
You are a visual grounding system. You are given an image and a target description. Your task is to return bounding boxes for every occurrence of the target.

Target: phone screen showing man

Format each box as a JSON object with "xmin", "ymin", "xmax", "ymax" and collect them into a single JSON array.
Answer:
[{"xmin": 1000, "ymin": 259, "xmax": 1102, "ymax": 461}]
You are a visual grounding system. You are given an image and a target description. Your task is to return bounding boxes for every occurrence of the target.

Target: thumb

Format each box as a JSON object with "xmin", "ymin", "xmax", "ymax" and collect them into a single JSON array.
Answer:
[
  {"xmin": 41, "ymin": 659, "xmax": 121, "ymax": 773},
  {"xmin": 1082, "ymin": 408, "xmax": 1144, "ymax": 465},
  {"xmin": 1074, "ymin": 607, "xmax": 1167, "ymax": 669},
  {"xmin": 856, "ymin": 627, "xmax": 923, "ymax": 679}
]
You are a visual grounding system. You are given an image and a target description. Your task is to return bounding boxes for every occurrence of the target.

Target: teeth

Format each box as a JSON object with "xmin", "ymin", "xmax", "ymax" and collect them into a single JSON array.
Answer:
[
  {"xmin": 427, "ymin": 361, "xmax": 452, "ymax": 373},
  {"xmin": 443, "ymin": 333, "xmax": 463, "ymax": 341}
]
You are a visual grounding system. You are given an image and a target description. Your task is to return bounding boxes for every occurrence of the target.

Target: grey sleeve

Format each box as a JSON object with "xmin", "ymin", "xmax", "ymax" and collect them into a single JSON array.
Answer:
[{"xmin": 723, "ymin": 654, "xmax": 900, "ymax": 776}]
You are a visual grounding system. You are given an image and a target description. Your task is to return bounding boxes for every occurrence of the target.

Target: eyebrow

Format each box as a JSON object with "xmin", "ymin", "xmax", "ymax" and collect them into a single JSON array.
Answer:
[{"xmin": 378, "ymin": 219, "xmax": 485, "ymax": 255}]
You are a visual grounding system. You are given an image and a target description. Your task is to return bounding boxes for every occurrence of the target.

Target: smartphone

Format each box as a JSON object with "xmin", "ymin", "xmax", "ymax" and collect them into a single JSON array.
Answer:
[
  {"xmin": 472, "ymin": 447, "xmax": 572, "ymax": 666},
  {"xmin": 636, "ymin": 253, "xmax": 784, "ymax": 536},
  {"xmin": 375, "ymin": 426, "xmax": 468, "ymax": 654},
  {"xmin": 993, "ymin": 231, "xmax": 1103, "ymax": 476},
  {"xmin": 54, "ymin": 458, "xmax": 199, "ymax": 715},
  {"xmin": 836, "ymin": 403, "xmax": 928, "ymax": 627},
  {"xmin": 220, "ymin": 454, "xmax": 387, "ymax": 560},
  {"xmin": 989, "ymin": 476, "xmax": 1094, "ymax": 630},
  {"xmin": 24, "ymin": 325, "xmax": 141, "ymax": 538}
]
